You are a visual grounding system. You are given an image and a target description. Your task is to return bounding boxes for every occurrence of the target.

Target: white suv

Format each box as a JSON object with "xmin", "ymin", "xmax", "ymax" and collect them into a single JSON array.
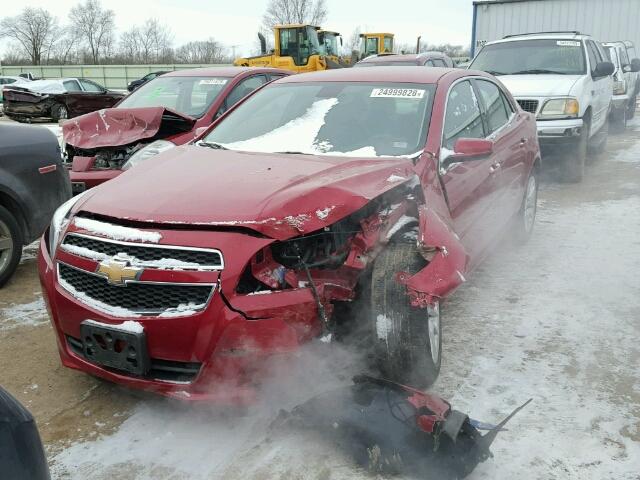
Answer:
[
  {"xmin": 470, "ymin": 32, "xmax": 614, "ymax": 182},
  {"xmin": 603, "ymin": 41, "xmax": 640, "ymax": 129}
]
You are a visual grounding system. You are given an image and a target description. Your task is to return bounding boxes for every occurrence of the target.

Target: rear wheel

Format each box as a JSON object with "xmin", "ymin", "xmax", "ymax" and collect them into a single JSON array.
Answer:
[
  {"xmin": 51, "ymin": 104, "xmax": 68, "ymax": 122},
  {"xmin": 370, "ymin": 238, "xmax": 441, "ymax": 388},
  {"xmin": 512, "ymin": 169, "xmax": 538, "ymax": 243},
  {"xmin": 0, "ymin": 205, "xmax": 23, "ymax": 287},
  {"xmin": 562, "ymin": 118, "xmax": 589, "ymax": 183}
]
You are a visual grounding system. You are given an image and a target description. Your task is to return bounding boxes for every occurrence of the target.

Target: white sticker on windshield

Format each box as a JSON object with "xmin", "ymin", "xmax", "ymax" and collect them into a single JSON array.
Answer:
[
  {"xmin": 370, "ymin": 88, "xmax": 425, "ymax": 99},
  {"xmin": 198, "ymin": 79, "xmax": 228, "ymax": 85},
  {"xmin": 557, "ymin": 41, "xmax": 580, "ymax": 47}
]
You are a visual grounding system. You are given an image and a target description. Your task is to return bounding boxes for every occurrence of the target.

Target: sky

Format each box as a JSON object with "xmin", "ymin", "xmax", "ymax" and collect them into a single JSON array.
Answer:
[{"xmin": 0, "ymin": 0, "xmax": 474, "ymax": 58}]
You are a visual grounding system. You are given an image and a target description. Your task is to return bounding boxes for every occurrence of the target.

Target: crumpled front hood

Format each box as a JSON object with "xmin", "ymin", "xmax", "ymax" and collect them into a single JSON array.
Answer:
[
  {"xmin": 77, "ymin": 146, "xmax": 418, "ymax": 240},
  {"xmin": 498, "ymin": 74, "xmax": 581, "ymax": 97},
  {"xmin": 63, "ymin": 107, "xmax": 195, "ymax": 149}
]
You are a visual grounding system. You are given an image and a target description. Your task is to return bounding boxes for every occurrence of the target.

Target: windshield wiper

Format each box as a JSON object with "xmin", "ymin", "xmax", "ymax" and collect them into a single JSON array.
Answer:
[
  {"xmin": 510, "ymin": 69, "xmax": 570, "ymax": 75},
  {"xmin": 198, "ymin": 141, "xmax": 228, "ymax": 150},
  {"xmin": 484, "ymin": 70, "xmax": 507, "ymax": 76}
]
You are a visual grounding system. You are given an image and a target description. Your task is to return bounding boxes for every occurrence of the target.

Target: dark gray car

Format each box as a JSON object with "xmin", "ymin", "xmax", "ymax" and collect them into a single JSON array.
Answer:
[{"xmin": 0, "ymin": 123, "xmax": 71, "ymax": 285}]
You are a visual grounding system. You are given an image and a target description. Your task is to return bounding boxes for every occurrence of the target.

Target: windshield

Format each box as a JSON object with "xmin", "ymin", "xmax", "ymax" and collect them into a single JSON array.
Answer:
[
  {"xmin": 471, "ymin": 39, "xmax": 586, "ymax": 75},
  {"xmin": 117, "ymin": 76, "xmax": 228, "ymax": 118},
  {"xmin": 320, "ymin": 33, "xmax": 339, "ymax": 56},
  {"xmin": 204, "ymin": 82, "xmax": 435, "ymax": 157}
]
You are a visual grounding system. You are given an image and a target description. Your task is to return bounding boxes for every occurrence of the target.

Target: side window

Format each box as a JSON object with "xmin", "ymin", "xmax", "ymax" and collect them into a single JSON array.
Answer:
[
  {"xmin": 586, "ymin": 41, "xmax": 599, "ymax": 74},
  {"xmin": 225, "ymin": 75, "xmax": 268, "ymax": 110},
  {"xmin": 425, "ymin": 60, "xmax": 435, "ymax": 67},
  {"xmin": 443, "ymin": 80, "xmax": 485, "ymax": 150},
  {"xmin": 79, "ymin": 79, "xmax": 104, "ymax": 92},
  {"xmin": 63, "ymin": 80, "xmax": 82, "ymax": 92},
  {"xmin": 475, "ymin": 80, "xmax": 510, "ymax": 135},
  {"xmin": 433, "ymin": 59, "xmax": 447, "ymax": 67},
  {"xmin": 269, "ymin": 74, "xmax": 287, "ymax": 81},
  {"xmin": 619, "ymin": 46, "xmax": 630, "ymax": 66}
]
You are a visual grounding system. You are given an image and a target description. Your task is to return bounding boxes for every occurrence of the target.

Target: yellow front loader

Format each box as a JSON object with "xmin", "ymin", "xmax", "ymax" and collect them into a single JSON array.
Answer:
[
  {"xmin": 358, "ymin": 33, "xmax": 395, "ymax": 60},
  {"xmin": 235, "ymin": 24, "xmax": 342, "ymax": 73}
]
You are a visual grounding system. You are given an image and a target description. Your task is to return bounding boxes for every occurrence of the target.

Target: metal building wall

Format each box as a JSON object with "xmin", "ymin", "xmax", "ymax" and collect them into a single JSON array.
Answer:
[{"xmin": 472, "ymin": 0, "xmax": 640, "ymax": 55}]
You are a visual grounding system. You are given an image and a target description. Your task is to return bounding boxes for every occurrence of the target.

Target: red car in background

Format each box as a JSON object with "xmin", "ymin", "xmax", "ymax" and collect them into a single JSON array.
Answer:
[
  {"xmin": 40, "ymin": 67, "xmax": 540, "ymax": 403},
  {"xmin": 63, "ymin": 67, "xmax": 290, "ymax": 194}
]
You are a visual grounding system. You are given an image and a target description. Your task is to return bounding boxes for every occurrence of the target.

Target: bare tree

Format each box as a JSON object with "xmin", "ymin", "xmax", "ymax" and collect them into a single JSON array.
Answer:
[
  {"xmin": 343, "ymin": 27, "xmax": 361, "ymax": 55},
  {"xmin": 69, "ymin": 0, "xmax": 115, "ymax": 64},
  {"xmin": 175, "ymin": 39, "xmax": 228, "ymax": 64},
  {"xmin": 262, "ymin": 0, "xmax": 328, "ymax": 30},
  {"xmin": 0, "ymin": 7, "xmax": 58, "ymax": 65},
  {"xmin": 120, "ymin": 19, "xmax": 173, "ymax": 63}
]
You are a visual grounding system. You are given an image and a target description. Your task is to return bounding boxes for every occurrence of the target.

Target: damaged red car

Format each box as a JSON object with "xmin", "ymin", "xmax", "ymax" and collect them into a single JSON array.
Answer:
[
  {"xmin": 63, "ymin": 67, "xmax": 289, "ymax": 194},
  {"xmin": 39, "ymin": 67, "xmax": 540, "ymax": 403}
]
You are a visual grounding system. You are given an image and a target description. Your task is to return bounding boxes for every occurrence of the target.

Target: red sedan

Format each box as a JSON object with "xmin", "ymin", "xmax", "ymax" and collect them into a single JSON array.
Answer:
[
  {"xmin": 63, "ymin": 67, "xmax": 290, "ymax": 194},
  {"xmin": 40, "ymin": 67, "xmax": 540, "ymax": 403}
]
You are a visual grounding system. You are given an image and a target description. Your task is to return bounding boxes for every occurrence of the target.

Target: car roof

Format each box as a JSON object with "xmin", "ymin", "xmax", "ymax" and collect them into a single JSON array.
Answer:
[
  {"xmin": 487, "ymin": 32, "xmax": 591, "ymax": 46},
  {"xmin": 164, "ymin": 67, "xmax": 290, "ymax": 78},
  {"xmin": 276, "ymin": 66, "xmax": 460, "ymax": 84}
]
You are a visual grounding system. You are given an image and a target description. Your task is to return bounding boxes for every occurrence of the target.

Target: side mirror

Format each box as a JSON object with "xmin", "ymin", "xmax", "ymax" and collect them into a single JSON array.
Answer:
[
  {"xmin": 631, "ymin": 58, "xmax": 640, "ymax": 72},
  {"xmin": 594, "ymin": 61, "xmax": 615, "ymax": 77},
  {"xmin": 453, "ymin": 138, "xmax": 494, "ymax": 158}
]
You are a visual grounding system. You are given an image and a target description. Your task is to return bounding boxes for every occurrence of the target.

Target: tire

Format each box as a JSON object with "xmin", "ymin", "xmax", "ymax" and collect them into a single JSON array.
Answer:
[
  {"xmin": 511, "ymin": 169, "xmax": 538, "ymax": 243},
  {"xmin": 610, "ymin": 107, "xmax": 627, "ymax": 133},
  {"xmin": 370, "ymin": 237, "xmax": 441, "ymax": 388},
  {"xmin": 0, "ymin": 205, "xmax": 23, "ymax": 288},
  {"xmin": 628, "ymin": 96, "xmax": 637, "ymax": 119},
  {"xmin": 562, "ymin": 118, "xmax": 589, "ymax": 183},
  {"xmin": 51, "ymin": 103, "xmax": 68, "ymax": 122}
]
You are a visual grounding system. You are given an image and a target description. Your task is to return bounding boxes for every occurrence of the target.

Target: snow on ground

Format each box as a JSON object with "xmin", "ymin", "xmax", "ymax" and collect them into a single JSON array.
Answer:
[
  {"xmin": 0, "ymin": 297, "xmax": 48, "ymax": 330},
  {"xmin": 21, "ymin": 124, "xmax": 640, "ymax": 479}
]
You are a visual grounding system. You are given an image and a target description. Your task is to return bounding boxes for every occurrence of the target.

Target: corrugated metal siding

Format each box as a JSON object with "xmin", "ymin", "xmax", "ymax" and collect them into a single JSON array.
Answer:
[{"xmin": 473, "ymin": 0, "xmax": 640, "ymax": 55}]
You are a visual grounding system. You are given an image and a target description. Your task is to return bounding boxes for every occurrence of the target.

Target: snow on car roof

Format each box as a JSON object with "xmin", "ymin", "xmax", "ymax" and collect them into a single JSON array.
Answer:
[
  {"xmin": 277, "ymin": 66, "xmax": 453, "ymax": 84},
  {"xmin": 22, "ymin": 79, "xmax": 70, "ymax": 94}
]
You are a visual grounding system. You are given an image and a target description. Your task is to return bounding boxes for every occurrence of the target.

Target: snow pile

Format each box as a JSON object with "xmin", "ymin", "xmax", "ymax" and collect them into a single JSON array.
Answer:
[
  {"xmin": 158, "ymin": 302, "xmax": 206, "ymax": 318},
  {"xmin": 83, "ymin": 319, "xmax": 144, "ymax": 334},
  {"xmin": 74, "ymin": 217, "xmax": 162, "ymax": 243}
]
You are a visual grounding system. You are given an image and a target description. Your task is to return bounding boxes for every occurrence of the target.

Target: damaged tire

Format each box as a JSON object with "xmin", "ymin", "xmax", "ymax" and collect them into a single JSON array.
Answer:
[
  {"xmin": 0, "ymin": 205, "xmax": 22, "ymax": 288},
  {"xmin": 370, "ymin": 238, "xmax": 441, "ymax": 388}
]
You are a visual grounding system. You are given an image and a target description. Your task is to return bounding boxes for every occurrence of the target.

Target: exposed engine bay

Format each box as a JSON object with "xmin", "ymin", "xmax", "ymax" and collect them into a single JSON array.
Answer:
[{"xmin": 65, "ymin": 143, "xmax": 145, "ymax": 169}]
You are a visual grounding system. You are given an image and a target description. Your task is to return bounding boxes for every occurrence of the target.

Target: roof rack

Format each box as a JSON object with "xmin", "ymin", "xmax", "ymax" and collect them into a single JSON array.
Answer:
[{"xmin": 503, "ymin": 31, "xmax": 582, "ymax": 39}]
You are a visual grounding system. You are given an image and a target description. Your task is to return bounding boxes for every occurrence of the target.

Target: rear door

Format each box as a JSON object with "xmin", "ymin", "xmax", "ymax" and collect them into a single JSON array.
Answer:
[
  {"xmin": 78, "ymin": 79, "xmax": 111, "ymax": 114},
  {"xmin": 586, "ymin": 40, "xmax": 612, "ymax": 135},
  {"xmin": 439, "ymin": 79, "xmax": 502, "ymax": 261},
  {"xmin": 473, "ymin": 78, "xmax": 530, "ymax": 227}
]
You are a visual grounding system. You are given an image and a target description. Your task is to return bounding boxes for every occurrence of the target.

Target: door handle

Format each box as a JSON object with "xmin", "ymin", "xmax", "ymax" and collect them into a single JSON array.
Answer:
[
  {"xmin": 489, "ymin": 162, "xmax": 501, "ymax": 173},
  {"xmin": 519, "ymin": 138, "xmax": 528, "ymax": 146}
]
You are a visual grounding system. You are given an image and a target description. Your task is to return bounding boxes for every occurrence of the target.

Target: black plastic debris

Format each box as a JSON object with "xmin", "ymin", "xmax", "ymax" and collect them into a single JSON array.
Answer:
[
  {"xmin": 278, "ymin": 375, "xmax": 531, "ymax": 479},
  {"xmin": 0, "ymin": 386, "xmax": 50, "ymax": 480}
]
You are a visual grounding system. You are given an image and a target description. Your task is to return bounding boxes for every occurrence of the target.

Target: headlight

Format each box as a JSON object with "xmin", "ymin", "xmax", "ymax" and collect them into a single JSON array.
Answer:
[
  {"xmin": 539, "ymin": 98, "xmax": 580, "ymax": 118},
  {"xmin": 121, "ymin": 140, "xmax": 175, "ymax": 171},
  {"xmin": 49, "ymin": 190, "xmax": 91, "ymax": 255},
  {"xmin": 613, "ymin": 80, "xmax": 627, "ymax": 95}
]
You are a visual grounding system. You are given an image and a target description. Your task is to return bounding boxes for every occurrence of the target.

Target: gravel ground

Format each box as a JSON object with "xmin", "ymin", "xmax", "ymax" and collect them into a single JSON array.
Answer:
[{"xmin": 1, "ymin": 118, "xmax": 639, "ymax": 479}]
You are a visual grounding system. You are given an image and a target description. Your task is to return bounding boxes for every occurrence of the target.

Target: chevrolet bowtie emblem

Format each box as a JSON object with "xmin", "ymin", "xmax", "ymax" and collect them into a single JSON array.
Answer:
[{"xmin": 96, "ymin": 258, "xmax": 142, "ymax": 286}]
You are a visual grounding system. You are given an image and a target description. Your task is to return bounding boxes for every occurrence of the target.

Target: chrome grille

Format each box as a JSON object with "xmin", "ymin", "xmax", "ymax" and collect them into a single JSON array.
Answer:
[
  {"xmin": 516, "ymin": 99, "xmax": 539, "ymax": 114},
  {"xmin": 58, "ymin": 263, "xmax": 213, "ymax": 316},
  {"xmin": 62, "ymin": 233, "xmax": 223, "ymax": 269}
]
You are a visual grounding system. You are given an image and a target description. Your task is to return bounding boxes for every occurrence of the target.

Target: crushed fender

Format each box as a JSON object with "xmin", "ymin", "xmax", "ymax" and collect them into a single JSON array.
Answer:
[{"xmin": 275, "ymin": 375, "xmax": 531, "ymax": 479}]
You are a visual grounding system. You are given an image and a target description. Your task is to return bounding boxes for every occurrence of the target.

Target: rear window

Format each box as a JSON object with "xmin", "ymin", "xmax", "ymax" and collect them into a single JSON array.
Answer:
[
  {"xmin": 117, "ymin": 76, "xmax": 229, "ymax": 118},
  {"xmin": 471, "ymin": 39, "xmax": 587, "ymax": 76},
  {"xmin": 355, "ymin": 61, "xmax": 418, "ymax": 67}
]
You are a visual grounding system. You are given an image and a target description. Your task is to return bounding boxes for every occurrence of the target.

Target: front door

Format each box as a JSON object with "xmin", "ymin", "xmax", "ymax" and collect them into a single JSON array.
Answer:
[{"xmin": 439, "ymin": 79, "xmax": 503, "ymax": 263}]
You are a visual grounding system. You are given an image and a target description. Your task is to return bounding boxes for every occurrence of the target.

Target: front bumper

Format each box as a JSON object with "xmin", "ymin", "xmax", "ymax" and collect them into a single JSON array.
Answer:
[
  {"xmin": 536, "ymin": 118, "xmax": 583, "ymax": 147},
  {"xmin": 611, "ymin": 93, "xmax": 630, "ymax": 110},
  {"xmin": 38, "ymin": 229, "xmax": 324, "ymax": 404}
]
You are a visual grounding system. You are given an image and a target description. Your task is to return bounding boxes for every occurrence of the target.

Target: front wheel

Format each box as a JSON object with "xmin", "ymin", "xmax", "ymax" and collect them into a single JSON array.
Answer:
[
  {"xmin": 51, "ymin": 103, "xmax": 68, "ymax": 122},
  {"xmin": 0, "ymin": 205, "xmax": 23, "ymax": 287},
  {"xmin": 562, "ymin": 119, "xmax": 589, "ymax": 183},
  {"xmin": 370, "ymin": 239, "xmax": 441, "ymax": 388}
]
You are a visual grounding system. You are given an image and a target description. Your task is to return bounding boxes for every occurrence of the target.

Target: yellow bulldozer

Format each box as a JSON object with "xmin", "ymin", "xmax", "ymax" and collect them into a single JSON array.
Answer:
[
  {"xmin": 358, "ymin": 33, "xmax": 395, "ymax": 60},
  {"xmin": 234, "ymin": 24, "xmax": 344, "ymax": 73}
]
